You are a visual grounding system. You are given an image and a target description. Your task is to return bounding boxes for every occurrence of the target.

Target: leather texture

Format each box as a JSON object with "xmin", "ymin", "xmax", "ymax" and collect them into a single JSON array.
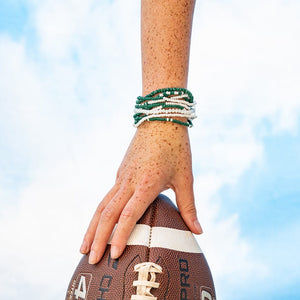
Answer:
[{"xmin": 65, "ymin": 194, "xmax": 216, "ymax": 300}]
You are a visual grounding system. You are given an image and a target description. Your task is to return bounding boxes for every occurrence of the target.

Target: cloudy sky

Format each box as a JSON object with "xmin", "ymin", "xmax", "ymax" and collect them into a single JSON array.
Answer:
[{"xmin": 0, "ymin": 0, "xmax": 299, "ymax": 299}]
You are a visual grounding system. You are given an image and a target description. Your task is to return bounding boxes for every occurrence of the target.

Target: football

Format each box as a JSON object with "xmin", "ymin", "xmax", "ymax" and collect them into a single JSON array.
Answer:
[{"xmin": 65, "ymin": 194, "xmax": 216, "ymax": 300}]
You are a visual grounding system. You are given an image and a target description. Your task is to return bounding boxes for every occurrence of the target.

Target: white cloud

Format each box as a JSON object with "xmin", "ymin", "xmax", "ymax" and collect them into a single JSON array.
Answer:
[
  {"xmin": 190, "ymin": 0, "xmax": 300, "ymax": 133},
  {"xmin": 193, "ymin": 174, "xmax": 269, "ymax": 299},
  {"xmin": 0, "ymin": 0, "xmax": 300, "ymax": 299}
]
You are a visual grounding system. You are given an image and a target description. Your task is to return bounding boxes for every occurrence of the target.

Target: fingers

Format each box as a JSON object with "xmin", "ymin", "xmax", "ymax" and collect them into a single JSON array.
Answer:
[
  {"xmin": 80, "ymin": 185, "xmax": 119, "ymax": 254},
  {"xmin": 110, "ymin": 184, "xmax": 162, "ymax": 259},
  {"xmin": 81, "ymin": 176, "xmax": 200, "ymax": 266},
  {"xmin": 175, "ymin": 179, "xmax": 203, "ymax": 235},
  {"xmin": 87, "ymin": 186, "xmax": 133, "ymax": 264}
]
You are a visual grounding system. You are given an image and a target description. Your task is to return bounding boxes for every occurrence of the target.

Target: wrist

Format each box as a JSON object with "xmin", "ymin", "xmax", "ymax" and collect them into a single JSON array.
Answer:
[
  {"xmin": 133, "ymin": 87, "xmax": 196, "ymax": 128},
  {"xmin": 137, "ymin": 119, "xmax": 189, "ymax": 137}
]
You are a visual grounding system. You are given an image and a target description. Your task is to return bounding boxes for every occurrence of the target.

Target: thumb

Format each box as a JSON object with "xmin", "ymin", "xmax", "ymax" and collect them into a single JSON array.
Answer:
[{"xmin": 175, "ymin": 183, "xmax": 203, "ymax": 235}]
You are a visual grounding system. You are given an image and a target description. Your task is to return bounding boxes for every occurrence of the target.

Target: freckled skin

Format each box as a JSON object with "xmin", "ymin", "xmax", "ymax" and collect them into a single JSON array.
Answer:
[
  {"xmin": 118, "ymin": 121, "xmax": 192, "ymax": 191},
  {"xmin": 80, "ymin": 0, "xmax": 202, "ymax": 265},
  {"xmin": 141, "ymin": 0, "xmax": 195, "ymax": 95}
]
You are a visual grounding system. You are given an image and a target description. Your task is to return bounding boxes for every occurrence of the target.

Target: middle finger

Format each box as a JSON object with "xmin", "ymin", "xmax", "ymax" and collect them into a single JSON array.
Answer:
[{"xmin": 88, "ymin": 186, "xmax": 133, "ymax": 264}]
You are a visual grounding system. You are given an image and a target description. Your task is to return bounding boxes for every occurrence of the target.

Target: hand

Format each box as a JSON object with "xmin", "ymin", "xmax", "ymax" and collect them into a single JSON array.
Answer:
[{"xmin": 80, "ymin": 121, "xmax": 202, "ymax": 264}]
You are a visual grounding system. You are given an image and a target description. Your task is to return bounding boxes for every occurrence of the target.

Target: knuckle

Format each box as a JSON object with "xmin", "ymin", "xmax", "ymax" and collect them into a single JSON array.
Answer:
[
  {"xmin": 120, "ymin": 206, "xmax": 135, "ymax": 220},
  {"xmin": 96, "ymin": 201, "xmax": 105, "ymax": 214},
  {"xmin": 123, "ymin": 173, "xmax": 136, "ymax": 186},
  {"xmin": 115, "ymin": 173, "xmax": 136, "ymax": 189},
  {"xmin": 90, "ymin": 242, "xmax": 100, "ymax": 252},
  {"xmin": 136, "ymin": 186, "xmax": 148, "ymax": 196},
  {"xmin": 114, "ymin": 178, "xmax": 122, "ymax": 188},
  {"xmin": 182, "ymin": 203, "xmax": 197, "ymax": 216},
  {"xmin": 119, "ymin": 183, "xmax": 132, "ymax": 196},
  {"xmin": 101, "ymin": 206, "xmax": 115, "ymax": 221},
  {"xmin": 83, "ymin": 233, "xmax": 92, "ymax": 243},
  {"xmin": 180, "ymin": 172, "xmax": 194, "ymax": 185},
  {"xmin": 138, "ymin": 178, "xmax": 159, "ymax": 193},
  {"xmin": 175, "ymin": 176, "xmax": 194, "ymax": 193}
]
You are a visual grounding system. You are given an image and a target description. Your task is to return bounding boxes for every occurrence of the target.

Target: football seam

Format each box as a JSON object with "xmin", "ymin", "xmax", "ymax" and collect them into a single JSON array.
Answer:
[
  {"xmin": 65, "ymin": 195, "xmax": 217, "ymax": 300},
  {"xmin": 146, "ymin": 198, "xmax": 157, "ymax": 261}
]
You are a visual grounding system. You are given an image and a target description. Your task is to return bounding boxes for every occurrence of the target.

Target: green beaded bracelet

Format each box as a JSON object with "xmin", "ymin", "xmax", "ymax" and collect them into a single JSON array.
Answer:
[{"xmin": 133, "ymin": 87, "xmax": 196, "ymax": 128}]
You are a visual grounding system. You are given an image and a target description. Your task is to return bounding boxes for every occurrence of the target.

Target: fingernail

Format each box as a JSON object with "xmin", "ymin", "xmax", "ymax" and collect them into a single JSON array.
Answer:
[
  {"xmin": 80, "ymin": 241, "xmax": 88, "ymax": 254},
  {"xmin": 194, "ymin": 220, "xmax": 203, "ymax": 234},
  {"xmin": 89, "ymin": 250, "xmax": 98, "ymax": 264},
  {"xmin": 111, "ymin": 246, "xmax": 121, "ymax": 259}
]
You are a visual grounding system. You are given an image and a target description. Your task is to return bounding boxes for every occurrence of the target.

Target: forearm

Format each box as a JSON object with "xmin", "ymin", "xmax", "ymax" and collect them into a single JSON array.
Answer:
[
  {"xmin": 141, "ymin": 0, "xmax": 196, "ymax": 95},
  {"xmin": 81, "ymin": 0, "xmax": 200, "ymax": 265}
]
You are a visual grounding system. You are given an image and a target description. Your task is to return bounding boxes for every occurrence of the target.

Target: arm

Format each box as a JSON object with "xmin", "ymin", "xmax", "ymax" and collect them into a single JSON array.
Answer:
[
  {"xmin": 142, "ymin": 0, "xmax": 195, "ymax": 94},
  {"xmin": 80, "ymin": 0, "xmax": 201, "ymax": 265}
]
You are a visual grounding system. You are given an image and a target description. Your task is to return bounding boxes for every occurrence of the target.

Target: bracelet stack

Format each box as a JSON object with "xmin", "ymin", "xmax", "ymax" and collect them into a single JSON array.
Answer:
[{"xmin": 133, "ymin": 87, "xmax": 197, "ymax": 128}]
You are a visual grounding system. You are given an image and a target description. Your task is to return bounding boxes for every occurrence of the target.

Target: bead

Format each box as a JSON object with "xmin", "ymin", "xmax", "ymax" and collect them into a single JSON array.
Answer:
[{"xmin": 133, "ymin": 87, "xmax": 196, "ymax": 128}]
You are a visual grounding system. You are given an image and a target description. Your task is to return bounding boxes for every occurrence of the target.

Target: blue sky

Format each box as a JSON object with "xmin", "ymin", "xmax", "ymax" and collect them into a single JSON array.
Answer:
[
  {"xmin": 0, "ymin": 1, "xmax": 28, "ymax": 38},
  {"xmin": 0, "ymin": 0, "xmax": 300, "ymax": 299},
  {"xmin": 222, "ymin": 132, "xmax": 300, "ymax": 235}
]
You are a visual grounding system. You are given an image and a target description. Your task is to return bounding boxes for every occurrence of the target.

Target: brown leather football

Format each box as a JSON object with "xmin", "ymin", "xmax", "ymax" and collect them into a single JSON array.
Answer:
[{"xmin": 65, "ymin": 194, "xmax": 216, "ymax": 300}]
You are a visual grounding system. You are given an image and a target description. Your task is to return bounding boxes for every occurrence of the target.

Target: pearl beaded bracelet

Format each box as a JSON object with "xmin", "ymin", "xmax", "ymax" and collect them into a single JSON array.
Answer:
[{"xmin": 133, "ymin": 87, "xmax": 197, "ymax": 128}]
